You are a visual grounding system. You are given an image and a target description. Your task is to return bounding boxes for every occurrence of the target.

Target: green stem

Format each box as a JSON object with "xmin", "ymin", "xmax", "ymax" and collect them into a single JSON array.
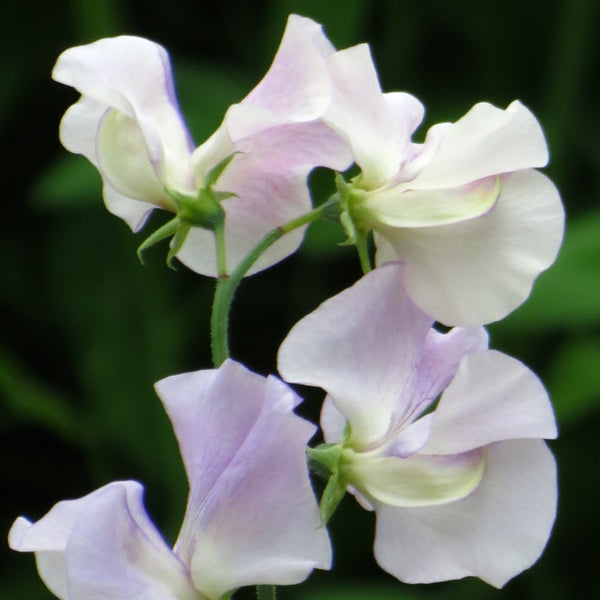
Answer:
[
  {"xmin": 214, "ymin": 222, "xmax": 228, "ymax": 278},
  {"xmin": 256, "ymin": 585, "xmax": 277, "ymax": 600},
  {"xmin": 355, "ymin": 229, "xmax": 373, "ymax": 274},
  {"xmin": 210, "ymin": 201, "xmax": 335, "ymax": 367}
]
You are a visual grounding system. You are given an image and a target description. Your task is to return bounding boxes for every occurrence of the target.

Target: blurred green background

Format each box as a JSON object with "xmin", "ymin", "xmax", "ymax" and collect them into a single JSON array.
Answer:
[{"xmin": 1, "ymin": 0, "xmax": 598, "ymax": 598}]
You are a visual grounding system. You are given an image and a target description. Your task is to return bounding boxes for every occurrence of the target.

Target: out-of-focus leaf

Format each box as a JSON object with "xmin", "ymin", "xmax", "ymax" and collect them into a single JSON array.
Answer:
[
  {"xmin": 0, "ymin": 347, "xmax": 79, "ymax": 442},
  {"xmin": 29, "ymin": 154, "xmax": 101, "ymax": 211},
  {"xmin": 546, "ymin": 338, "xmax": 600, "ymax": 427},
  {"xmin": 174, "ymin": 61, "xmax": 252, "ymax": 143}
]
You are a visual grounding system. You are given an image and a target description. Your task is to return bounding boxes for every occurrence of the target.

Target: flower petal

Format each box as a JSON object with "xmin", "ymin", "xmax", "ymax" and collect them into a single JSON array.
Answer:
[
  {"xmin": 423, "ymin": 350, "xmax": 557, "ymax": 455},
  {"xmin": 155, "ymin": 359, "xmax": 330, "ymax": 599},
  {"xmin": 325, "ymin": 45, "xmax": 422, "ymax": 187},
  {"xmin": 52, "ymin": 35, "xmax": 194, "ymax": 193},
  {"xmin": 9, "ymin": 481, "xmax": 198, "ymax": 600},
  {"xmin": 373, "ymin": 439, "xmax": 557, "ymax": 587},
  {"xmin": 180, "ymin": 120, "xmax": 352, "ymax": 276},
  {"xmin": 345, "ymin": 448, "xmax": 485, "ymax": 507},
  {"xmin": 227, "ymin": 14, "xmax": 335, "ymax": 140},
  {"xmin": 360, "ymin": 175, "xmax": 501, "ymax": 228},
  {"xmin": 279, "ymin": 263, "xmax": 433, "ymax": 446},
  {"xmin": 380, "ymin": 169, "xmax": 565, "ymax": 325},
  {"xmin": 406, "ymin": 100, "xmax": 549, "ymax": 190}
]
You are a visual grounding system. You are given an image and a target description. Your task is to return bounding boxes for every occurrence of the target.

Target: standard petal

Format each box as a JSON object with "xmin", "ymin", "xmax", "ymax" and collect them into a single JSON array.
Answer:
[
  {"xmin": 231, "ymin": 14, "xmax": 335, "ymax": 136},
  {"xmin": 180, "ymin": 121, "xmax": 352, "ymax": 276},
  {"xmin": 155, "ymin": 360, "xmax": 330, "ymax": 599},
  {"xmin": 325, "ymin": 45, "xmax": 416, "ymax": 187},
  {"xmin": 53, "ymin": 35, "xmax": 194, "ymax": 191},
  {"xmin": 381, "ymin": 169, "xmax": 565, "ymax": 325},
  {"xmin": 279, "ymin": 263, "xmax": 433, "ymax": 446},
  {"xmin": 9, "ymin": 482, "xmax": 198, "ymax": 600},
  {"xmin": 422, "ymin": 350, "xmax": 557, "ymax": 455},
  {"xmin": 345, "ymin": 448, "xmax": 485, "ymax": 507},
  {"xmin": 373, "ymin": 439, "xmax": 557, "ymax": 587},
  {"xmin": 406, "ymin": 100, "xmax": 549, "ymax": 190}
]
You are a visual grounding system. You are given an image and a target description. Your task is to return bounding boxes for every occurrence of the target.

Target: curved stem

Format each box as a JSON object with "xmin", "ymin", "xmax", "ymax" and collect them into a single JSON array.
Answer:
[{"xmin": 210, "ymin": 201, "xmax": 336, "ymax": 367}]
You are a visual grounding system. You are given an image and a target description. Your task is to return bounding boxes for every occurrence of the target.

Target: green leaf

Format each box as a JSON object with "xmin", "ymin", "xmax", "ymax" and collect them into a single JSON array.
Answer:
[
  {"xmin": 546, "ymin": 338, "xmax": 600, "ymax": 427},
  {"xmin": 0, "ymin": 347, "xmax": 79, "ymax": 442}
]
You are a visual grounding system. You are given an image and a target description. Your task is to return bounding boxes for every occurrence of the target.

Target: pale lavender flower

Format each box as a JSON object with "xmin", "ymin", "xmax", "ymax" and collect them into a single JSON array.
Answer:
[
  {"xmin": 322, "ymin": 43, "xmax": 564, "ymax": 325},
  {"xmin": 52, "ymin": 15, "xmax": 351, "ymax": 276},
  {"xmin": 278, "ymin": 263, "xmax": 557, "ymax": 587},
  {"xmin": 9, "ymin": 360, "xmax": 330, "ymax": 599}
]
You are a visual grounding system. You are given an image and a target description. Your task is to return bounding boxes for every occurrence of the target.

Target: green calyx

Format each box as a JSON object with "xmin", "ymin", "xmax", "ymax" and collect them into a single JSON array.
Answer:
[
  {"xmin": 308, "ymin": 442, "xmax": 348, "ymax": 524},
  {"xmin": 136, "ymin": 154, "xmax": 236, "ymax": 269}
]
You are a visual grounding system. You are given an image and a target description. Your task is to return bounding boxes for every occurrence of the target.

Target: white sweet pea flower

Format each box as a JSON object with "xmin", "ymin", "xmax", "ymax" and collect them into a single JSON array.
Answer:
[
  {"xmin": 278, "ymin": 264, "xmax": 557, "ymax": 588},
  {"xmin": 9, "ymin": 360, "xmax": 331, "ymax": 600},
  {"xmin": 322, "ymin": 44, "xmax": 564, "ymax": 325},
  {"xmin": 52, "ymin": 15, "xmax": 352, "ymax": 276}
]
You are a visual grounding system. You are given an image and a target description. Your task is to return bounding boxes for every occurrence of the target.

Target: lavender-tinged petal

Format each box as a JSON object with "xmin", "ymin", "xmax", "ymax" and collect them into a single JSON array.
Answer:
[
  {"xmin": 373, "ymin": 439, "xmax": 557, "ymax": 587},
  {"xmin": 325, "ymin": 45, "xmax": 417, "ymax": 187},
  {"xmin": 346, "ymin": 448, "xmax": 485, "ymax": 507},
  {"xmin": 181, "ymin": 121, "xmax": 351, "ymax": 276},
  {"xmin": 155, "ymin": 360, "xmax": 330, "ymax": 599},
  {"xmin": 383, "ymin": 413, "xmax": 434, "ymax": 458},
  {"xmin": 67, "ymin": 482, "xmax": 199, "ymax": 600},
  {"xmin": 279, "ymin": 264, "xmax": 433, "ymax": 446},
  {"xmin": 406, "ymin": 100, "xmax": 549, "ymax": 190},
  {"xmin": 422, "ymin": 350, "xmax": 557, "ymax": 455},
  {"xmin": 380, "ymin": 169, "xmax": 564, "ymax": 325},
  {"xmin": 236, "ymin": 14, "xmax": 335, "ymax": 129},
  {"xmin": 9, "ymin": 482, "xmax": 198, "ymax": 600},
  {"xmin": 406, "ymin": 325, "xmax": 489, "ymax": 421}
]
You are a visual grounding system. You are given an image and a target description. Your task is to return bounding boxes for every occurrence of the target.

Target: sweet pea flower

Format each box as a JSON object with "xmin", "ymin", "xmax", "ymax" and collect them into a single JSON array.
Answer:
[
  {"xmin": 9, "ymin": 360, "xmax": 330, "ymax": 599},
  {"xmin": 52, "ymin": 15, "xmax": 352, "ymax": 276},
  {"xmin": 321, "ymin": 43, "xmax": 564, "ymax": 325},
  {"xmin": 278, "ymin": 264, "xmax": 557, "ymax": 587}
]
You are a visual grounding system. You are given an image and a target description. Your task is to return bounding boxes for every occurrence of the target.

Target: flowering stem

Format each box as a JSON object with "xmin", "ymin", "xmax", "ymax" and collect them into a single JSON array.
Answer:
[
  {"xmin": 355, "ymin": 229, "xmax": 373, "ymax": 274},
  {"xmin": 210, "ymin": 201, "xmax": 337, "ymax": 367},
  {"xmin": 213, "ymin": 222, "xmax": 228, "ymax": 278},
  {"xmin": 256, "ymin": 585, "xmax": 277, "ymax": 600}
]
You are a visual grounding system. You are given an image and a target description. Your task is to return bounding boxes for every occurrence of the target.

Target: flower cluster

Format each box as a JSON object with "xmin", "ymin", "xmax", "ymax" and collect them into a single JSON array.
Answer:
[{"xmin": 10, "ymin": 13, "xmax": 563, "ymax": 600}]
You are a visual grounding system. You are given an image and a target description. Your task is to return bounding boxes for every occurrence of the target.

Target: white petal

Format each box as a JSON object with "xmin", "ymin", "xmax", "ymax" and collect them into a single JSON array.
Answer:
[
  {"xmin": 346, "ymin": 448, "xmax": 485, "ymax": 507},
  {"xmin": 361, "ymin": 175, "xmax": 501, "ymax": 228},
  {"xmin": 155, "ymin": 360, "xmax": 330, "ymax": 598},
  {"xmin": 279, "ymin": 264, "xmax": 433, "ymax": 446},
  {"xmin": 407, "ymin": 100, "xmax": 549, "ymax": 190},
  {"xmin": 423, "ymin": 350, "xmax": 557, "ymax": 455},
  {"xmin": 381, "ymin": 169, "xmax": 565, "ymax": 325},
  {"xmin": 325, "ymin": 45, "xmax": 418, "ymax": 187},
  {"xmin": 96, "ymin": 109, "xmax": 168, "ymax": 203},
  {"xmin": 373, "ymin": 439, "xmax": 557, "ymax": 587},
  {"xmin": 102, "ymin": 183, "xmax": 154, "ymax": 232},
  {"xmin": 53, "ymin": 36, "xmax": 194, "ymax": 192}
]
